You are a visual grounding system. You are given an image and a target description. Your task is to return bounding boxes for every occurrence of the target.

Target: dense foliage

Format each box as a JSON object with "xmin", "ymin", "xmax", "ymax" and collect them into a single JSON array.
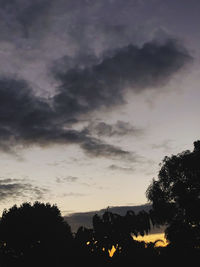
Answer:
[{"xmin": 146, "ymin": 141, "xmax": 200, "ymax": 247}]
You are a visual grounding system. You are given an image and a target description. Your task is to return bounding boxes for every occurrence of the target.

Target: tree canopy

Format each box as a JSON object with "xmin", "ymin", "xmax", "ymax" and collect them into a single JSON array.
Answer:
[
  {"xmin": 146, "ymin": 140, "xmax": 200, "ymax": 247},
  {"xmin": 0, "ymin": 202, "xmax": 73, "ymax": 265}
]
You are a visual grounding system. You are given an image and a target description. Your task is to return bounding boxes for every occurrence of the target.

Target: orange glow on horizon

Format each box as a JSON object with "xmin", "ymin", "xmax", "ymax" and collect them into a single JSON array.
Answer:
[
  {"xmin": 108, "ymin": 233, "xmax": 167, "ymax": 257},
  {"xmin": 134, "ymin": 233, "xmax": 168, "ymax": 247}
]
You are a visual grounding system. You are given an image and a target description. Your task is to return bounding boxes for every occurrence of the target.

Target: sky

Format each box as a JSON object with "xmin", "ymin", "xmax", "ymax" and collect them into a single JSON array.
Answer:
[{"xmin": 0, "ymin": 0, "xmax": 200, "ymax": 216}]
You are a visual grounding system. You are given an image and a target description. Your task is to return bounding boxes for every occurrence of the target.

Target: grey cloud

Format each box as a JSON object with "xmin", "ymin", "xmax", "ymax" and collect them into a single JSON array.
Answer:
[
  {"xmin": 56, "ymin": 176, "xmax": 79, "ymax": 184},
  {"xmin": 0, "ymin": 77, "xmax": 57, "ymax": 147},
  {"xmin": 0, "ymin": 178, "xmax": 47, "ymax": 202},
  {"xmin": 0, "ymin": 178, "xmax": 21, "ymax": 184},
  {"xmin": 83, "ymin": 121, "xmax": 143, "ymax": 137},
  {"xmin": 79, "ymin": 182, "xmax": 93, "ymax": 188},
  {"xmin": 0, "ymin": 77, "xmax": 132, "ymax": 159},
  {"xmin": 62, "ymin": 192, "xmax": 87, "ymax": 197},
  {"xmin": 0, "ymin": 0, "xmax": 154, "ymax": 93},
  {"xmin": 0, "ymin": 0, "xmax": 53, "ymax": 39},
  {"xmin": 151, "ymin": 139, "xmax": 173, "ymax": 152},
  {"xmin": 0, "ymin": 0, "xmax": 151, "ymax": 59},
  {"xmin": 53, "ymin": 39, "xmax": 191, "ymax": 119},
  {"xmin": 47, "ymin": 162, "xmax": 60, "ymax": 167},
  {"xmin": 43, "ymin": 129, "xmax": 132, "ymax": 159},
  {"xmin": 56, "ymin": 176, "xmax": 97, "ymax": 188},
  {"xmin": 0, "ymin": 38, "xmax": 191, "ymax": 158},
  {"xmin": 0, "ymin": 0, "xmax": 193, "ymax": 103},
  {"xmin": 109, "ymin": 164, "xmax": 135, "ymax": 172},
  {"xmin": 0, "ymin": 76, "xmax": 130, "ymax": 158},
  {"xmin": 80, "ymin": 138, "xmax": 131, "ymax": 159}
]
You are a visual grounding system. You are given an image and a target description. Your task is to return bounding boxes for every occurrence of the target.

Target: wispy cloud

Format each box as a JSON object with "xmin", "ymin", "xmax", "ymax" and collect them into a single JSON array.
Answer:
[
  {"xmin": 62, "ymin": 192, "xmax": 88, "ymax": 197},
  {"xmin": 56, "ymin": 176, "xmax": 79, "ymax": 184},
  {"xmin": 108, "ymin": 164, "xmax": 135, "ymax": 172},
  {"xmin": 0, "ymin": 178, "xmax": 48, "ymax": 202},
  {"xmin": 82, "ymin": 121, "xmax": 144, "ymax": 137},
  {"xmin": 151, "ymin": 139, "xmax": 174, "ymax": 152}
]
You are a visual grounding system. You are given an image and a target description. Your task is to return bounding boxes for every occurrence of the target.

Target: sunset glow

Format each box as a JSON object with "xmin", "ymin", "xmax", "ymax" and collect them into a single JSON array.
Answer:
[{"xmin": 134, "ymin": 233, "xmax": 168, "ymax": 247}]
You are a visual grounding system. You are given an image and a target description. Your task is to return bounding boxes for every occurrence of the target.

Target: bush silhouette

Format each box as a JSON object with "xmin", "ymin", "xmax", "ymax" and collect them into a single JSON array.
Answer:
[
  {"xmin": 0, "ymin": 202, "xmax": 73, "ymax": 266},
  {"xmin": 146, "ymin": 140, "xmax": 200, "ymax": 248}
]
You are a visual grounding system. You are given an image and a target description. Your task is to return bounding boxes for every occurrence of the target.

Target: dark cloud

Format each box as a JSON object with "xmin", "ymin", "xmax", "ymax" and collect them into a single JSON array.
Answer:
[
  {"xmin": 53, "ymin": 39, "xmax": 191, "ymax": 119},
  {"xmin": 0, "ymin": 0, "xmax": 154, "ymax": 82},
  {"xmin": 0, "ymin": 0, "xmax": 53, "ymax": 39},
  {"xmin": 0, "ymin": 0, "xmax": 148, "ymax": 53},
  {"xmin": 0, "ymin": 178, "xmax": 47, "ymax": 202},
  {"xmin": 0, "ymin": 39, "xmax": 191, "ymax": 158},
  {"xmin": 0, "ymin": 0, "xmax": 195, "ymax": 106},
  {"xmin": 0, "ymin": 77, "xmax": 58, "ymax": 150},
  {"xmin": 80, "ymin": 138, "xmax": 131, "ymax": 159},
  {"xmin": 83, "ymin": 121, "xmax": 143, "ymax": 137},
  {"xmin": 0, "ymin": 77, "xmax": 133, "ymax": 158}
]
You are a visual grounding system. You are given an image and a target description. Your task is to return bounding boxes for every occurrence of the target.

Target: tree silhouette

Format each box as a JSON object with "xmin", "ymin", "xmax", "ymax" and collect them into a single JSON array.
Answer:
[
  {"xmin": 91, "ymin": 209, "xmax": 151, "ymax": 257},
  {"xmin": 0, "ymin": 202, "xmax": 73, "ymax": 266},
  {"xmin": 146, "ymin": 140, "xmax": 200, "ymax": 248}
]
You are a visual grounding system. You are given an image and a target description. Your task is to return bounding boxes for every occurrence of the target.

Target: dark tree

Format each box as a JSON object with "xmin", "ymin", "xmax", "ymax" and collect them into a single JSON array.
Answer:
[
  {"xmin": 91, "ymin": 209, "xmax": 151, "ymax": 257},
  {"xmin": 0, "ymin": 202, "xmax": 73, "ymax": 266},
  {"xmin": 146, "ymin": 141, "xmax": 200, "ymax": 248}
]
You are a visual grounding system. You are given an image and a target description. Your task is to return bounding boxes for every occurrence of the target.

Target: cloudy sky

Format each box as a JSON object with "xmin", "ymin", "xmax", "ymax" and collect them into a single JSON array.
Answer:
[{"xmin": 0, "ymin": 0, "xmax": 199, "ymax": 215}]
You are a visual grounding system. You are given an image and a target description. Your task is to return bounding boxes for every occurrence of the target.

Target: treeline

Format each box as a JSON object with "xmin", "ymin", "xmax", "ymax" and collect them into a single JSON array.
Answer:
[
  {"xmin": 1, "ymin": 140, "xmax": 200, "ymax": 266},
  {"xmin": 0, "ymin": 202, "xmax": 198, "ymax": 267}
]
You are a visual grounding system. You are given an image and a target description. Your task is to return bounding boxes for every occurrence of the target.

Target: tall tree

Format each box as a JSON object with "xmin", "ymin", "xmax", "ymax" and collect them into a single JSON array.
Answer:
[{"xmin": 146, "ymin": 141, "xmax": 200, "ymax": 247}]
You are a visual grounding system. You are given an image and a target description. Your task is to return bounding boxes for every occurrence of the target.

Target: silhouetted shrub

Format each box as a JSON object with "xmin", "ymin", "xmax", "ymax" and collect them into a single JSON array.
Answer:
[{"xmin": 0, "ymin": 202, "xmax": 73, "ymax": 266}]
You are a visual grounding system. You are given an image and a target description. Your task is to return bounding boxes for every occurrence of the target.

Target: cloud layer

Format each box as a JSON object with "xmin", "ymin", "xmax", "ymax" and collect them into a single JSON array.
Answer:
[
  {"xmin": 0, "ymin": 178, "xmax": 47, "ymax": 202},
  {"xmin": 54, "ymin": 40, "xmax": 191, "ymax": 118},
  {"xmin": 82, "ymin": 121, "xmax": 143, "ymax": 137},
  {"xmin": 0, "ymin": 39, "xmax": 191, "ymax": 158}
]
